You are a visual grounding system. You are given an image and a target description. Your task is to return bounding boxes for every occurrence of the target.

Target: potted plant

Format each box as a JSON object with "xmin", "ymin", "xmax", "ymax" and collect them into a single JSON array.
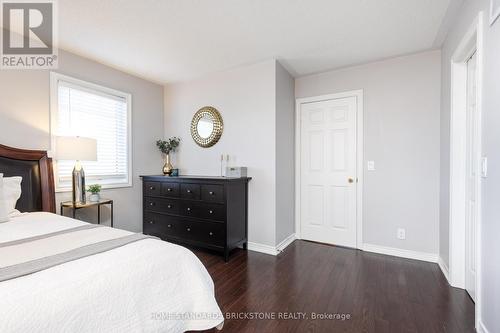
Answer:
[
  {"xmin": 88, "ymin": 184, "xmax": 102, "ymax": 202},
  {"xmin": 156, "ymin": 137, "xmax": 181, "ymax": 176}
]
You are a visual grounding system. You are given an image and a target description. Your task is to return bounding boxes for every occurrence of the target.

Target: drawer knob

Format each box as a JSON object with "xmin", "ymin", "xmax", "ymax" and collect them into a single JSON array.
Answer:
[
  {"xmin": 149, "ymin": 202, "xmax": 155, "ymax": 206},
  {"xmin": 167, "ymin": 205, "xmax": 172, "ymax": 209},
  {"xmin": 209, "ymin": 210, "xmax": 213, "ymax": 214},
  {"xmin": 187, "ymin": 189, "xmax": 192, "ymax": 193},
  {"xmin": 167, "ymin": 188, "xmax": 172, "ymax": 192},
  {"xmin": 209, "ymin": 191, "xmax": 214, "ymax": 195},
  {"xmin": 209, "ymin": 232, "xmax": 213, "ymax": 236},
  {"xmin": 187, "ymin": 227, "xmax": 191, "ymax": 232},
  {"xmin": 187, "ymin": 207, "xmax": 191, "ymax": 212},
  {"xmin": 149, "ymin": 220, "xmax": 154, "ymax": 224},
  {"xmin": 167, "ymin": 224, "xmax": 172, "ymax": 228},
  {"xmin": 149, "ymin": 186, "xmax": 155, "ymax": 190}
]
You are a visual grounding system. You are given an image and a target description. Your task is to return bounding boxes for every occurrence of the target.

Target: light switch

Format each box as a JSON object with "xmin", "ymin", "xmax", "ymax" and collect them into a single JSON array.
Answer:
[
  {"xmin": 367, "ymin": 161, "xmax": 375, "ymax": 171},
  {"xmin": 481, "ymin": 157, "xmax": 488, "ymax": 178}
]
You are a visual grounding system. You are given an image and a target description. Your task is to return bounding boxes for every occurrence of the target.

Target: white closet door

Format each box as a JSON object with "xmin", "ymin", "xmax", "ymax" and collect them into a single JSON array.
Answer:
[{"xmin": 300, "ymin": 96, "xmax": 358, "ymax": 247}]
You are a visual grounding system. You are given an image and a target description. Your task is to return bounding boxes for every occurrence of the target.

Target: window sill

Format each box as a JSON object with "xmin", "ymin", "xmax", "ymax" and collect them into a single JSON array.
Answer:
[{"xmin": 55, "ymin": 182, "xmax": 132, "ymax": 193}]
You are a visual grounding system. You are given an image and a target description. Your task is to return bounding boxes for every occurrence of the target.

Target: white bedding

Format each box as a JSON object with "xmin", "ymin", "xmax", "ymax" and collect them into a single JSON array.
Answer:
[{"xmin": 0, "ymin": 212, "xmax": 223, "ymax": 333}]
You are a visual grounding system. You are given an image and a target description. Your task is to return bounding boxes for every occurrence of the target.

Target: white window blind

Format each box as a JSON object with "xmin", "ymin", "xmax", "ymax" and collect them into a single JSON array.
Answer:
[{"xmin": 53, "ymin": 74, "xmax": 131, "ymax": 190}]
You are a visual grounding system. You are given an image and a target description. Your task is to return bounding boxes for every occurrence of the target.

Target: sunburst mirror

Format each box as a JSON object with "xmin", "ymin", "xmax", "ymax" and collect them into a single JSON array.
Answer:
[{"xmin": 190, "ymin": 106, "xmax": 223, "ymax": 148}]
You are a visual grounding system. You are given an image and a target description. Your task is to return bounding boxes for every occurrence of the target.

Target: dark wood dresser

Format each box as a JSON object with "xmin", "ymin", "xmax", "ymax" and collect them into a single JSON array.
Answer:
[{"xmin": 141, "ymin": 175, "xmax": 251, "ymax": 261}]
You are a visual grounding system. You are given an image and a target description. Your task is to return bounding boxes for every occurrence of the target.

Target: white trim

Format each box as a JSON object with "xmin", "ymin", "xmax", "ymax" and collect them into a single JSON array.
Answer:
[
  {"xmin": 295, "ymin": 90, "xmax": 364, "ymax": 249},
  {"xmin": 438, "ymin": 257, "xmax": 450, "ymax": 283},
  {"xmin": 448, "ymin": 12, "xmax": 483, "ymax": 331},
  {"xmin": 490, "ymin": 0, "xmax": 500, "ymax": 25},
  {"xmin": 276, "ymin": 233, "xmax": 296, "ymax": 253},
  {"xmin": 362, "ymin": 243, "xmax": 438, "ymax": 263},
  {"xmin": 477, "ymin": 320, "xmax": 490, "ymax": 333},
  {"xmin": 247, "ymin": 234, "xmax": 297, "ymax": 256},
  {"xmin": 49, "ymin": 72, "xmax": 133, "ymax": 192},
  {"xmin": 247, "ymin": 242, "xmax": 279, "ymax": 256}
]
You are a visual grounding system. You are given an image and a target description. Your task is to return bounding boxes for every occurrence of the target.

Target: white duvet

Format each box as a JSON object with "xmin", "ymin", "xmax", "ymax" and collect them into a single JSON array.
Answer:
[{"xmin": 0, "ymin": 212, "xmax": 224, "ymax": 333}]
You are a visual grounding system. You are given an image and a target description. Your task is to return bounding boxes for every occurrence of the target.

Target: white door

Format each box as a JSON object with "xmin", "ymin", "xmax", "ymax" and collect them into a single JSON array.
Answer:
[
  {"xmin": 465, "ymin": 52, "xmax": 478, "ymax": 301},
  {"xmin": 299, "ymin": 96, "xmax": 358, "ymax": 247}
]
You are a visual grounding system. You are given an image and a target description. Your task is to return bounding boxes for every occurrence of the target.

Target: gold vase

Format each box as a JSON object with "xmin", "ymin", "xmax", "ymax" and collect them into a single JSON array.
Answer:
[{"xmin": 162, "ymin": 154, "xmax": 173, "ymax": 176}]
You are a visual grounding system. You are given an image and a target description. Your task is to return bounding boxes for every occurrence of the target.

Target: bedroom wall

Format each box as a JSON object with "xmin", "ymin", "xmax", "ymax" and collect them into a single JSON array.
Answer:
[
  {"xmin": 295, "ymin": 50, "xmax": 441, "ymax": 255},
  {"xmin": 275, "ymin": 61, "xmax": 296, "ymax": 245},
  {"xmin": 164, "ymin": 60, "xmax": 278, "ymax": 247},
  {"xmin": 440, "ymin": 0, "xmax": 500, "ymax": 331},
  {"xmin": 164, "ymin": 59, "xmax": 296, "ymax": 249},
  {"xmin": 0, "ymin": 49, "xmax": 164, "ymax": 232}
]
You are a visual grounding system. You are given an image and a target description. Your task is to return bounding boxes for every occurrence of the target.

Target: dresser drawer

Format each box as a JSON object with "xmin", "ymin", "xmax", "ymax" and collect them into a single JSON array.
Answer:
[
  {"xmin": 144, "ymin": 181, "xmax": 161, "ymax": 196},
  {"xmin": 144, "ymin": 213, "xmax": 184, "ymax": 239},
  {"xmin": 181, "ymin": 220, "xmax": 225, "ymax": 246},
  {"xmin": 180, "ymin": 183, "xmax": 201, "ymax": 200},
  {"xmin": 198, "ymin": 202, "xmax": 225, "ymax": 221},
  {"xmin": 179, "ymin": 201, "xmax": 225, "ymax": 221},
  {"xmin": 144, "ymin": 197, "xmax": 180, "ymax": 215},
  {"xmin": 201, "ymin": 185, "xmax": 224, "ymax": 203},
  {"xmin": 143, "ymin": 212, "xmax": 166, "ymax": 238},
  {"xmin": 161, "ymin": 182, "xmax": 179, "ymax": 197}
]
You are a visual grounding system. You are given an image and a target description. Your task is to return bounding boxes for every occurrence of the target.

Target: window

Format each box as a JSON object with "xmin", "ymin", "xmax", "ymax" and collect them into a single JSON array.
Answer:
[{"xmin": 50, "ymin": 72, "xmax": 132, "ymax": 191}]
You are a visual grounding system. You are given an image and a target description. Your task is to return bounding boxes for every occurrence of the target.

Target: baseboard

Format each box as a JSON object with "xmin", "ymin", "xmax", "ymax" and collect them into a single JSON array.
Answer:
[
  {"xmin": 362, "ymin": 243, "xmax": 438, "ymax": 263},
  {"xmin": 247, "ymin": 242, "xmax": 278, "ymax": 256},
  {"xmin": 477, "ymin": 320, "xmax": 490, "ymax": 333},
  {"xmin": 437, "ymin": 257, "xmax": 450, "ymax": 283},
  {"xmin": 276, "ymin": 233, "xmax": 296, "ymax": 253},
  {"xmin": 247, "ymin": 233, "xmax": 296, "ymax": 256}
]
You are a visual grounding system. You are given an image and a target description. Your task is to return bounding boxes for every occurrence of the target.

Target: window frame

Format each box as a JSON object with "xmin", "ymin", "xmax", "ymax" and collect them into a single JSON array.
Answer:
[{"xmin": 50, "ymin": 72, "xmax": 133, "ymax": 193}]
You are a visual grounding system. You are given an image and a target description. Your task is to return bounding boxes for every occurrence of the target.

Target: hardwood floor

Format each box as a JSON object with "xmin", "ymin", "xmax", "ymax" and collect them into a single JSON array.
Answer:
[{"xmin": 192, "ymin": 240, "xmax": 475, "ymax": 333}]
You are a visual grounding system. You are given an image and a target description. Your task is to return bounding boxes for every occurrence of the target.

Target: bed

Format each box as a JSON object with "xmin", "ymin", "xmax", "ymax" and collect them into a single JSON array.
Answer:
[{"xmin": 0, "ymin": 144, "xmax": 224, "ymax": 333}]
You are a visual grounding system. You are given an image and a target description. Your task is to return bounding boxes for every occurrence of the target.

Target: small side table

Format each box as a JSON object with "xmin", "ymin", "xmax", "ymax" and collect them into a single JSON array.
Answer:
[{"xmin": 60, "ymin": 199, "xmax": 114, "ymax": 227}]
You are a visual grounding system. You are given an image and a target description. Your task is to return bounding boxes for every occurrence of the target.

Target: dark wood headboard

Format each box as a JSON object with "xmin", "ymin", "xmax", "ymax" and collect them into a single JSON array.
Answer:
[{"xmin": 0, "ymin": 144, "xmax": 56, "ymax": 213}]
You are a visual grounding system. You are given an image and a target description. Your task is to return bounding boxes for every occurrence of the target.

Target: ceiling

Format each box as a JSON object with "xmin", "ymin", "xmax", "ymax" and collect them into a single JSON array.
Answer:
[{"xmin": 57, "ymin": 0, "xmax": 456, "ymax": 84}]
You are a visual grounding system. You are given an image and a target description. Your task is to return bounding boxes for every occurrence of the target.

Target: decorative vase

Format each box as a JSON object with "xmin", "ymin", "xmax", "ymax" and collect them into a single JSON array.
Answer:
[
  {"xmin": 163, "ymin": 154, "xmax": 173, "ymax": 176},
  {"xmin": 89, "ymin": 193, "xmax": 100, "ymax": 202}
]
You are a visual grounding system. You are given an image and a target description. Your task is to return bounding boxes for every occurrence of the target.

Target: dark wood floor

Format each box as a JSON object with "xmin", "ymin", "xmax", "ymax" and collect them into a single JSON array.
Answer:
[{"xmin": 191, "ymin": 240, "xmax": 475, "ymax": 333}]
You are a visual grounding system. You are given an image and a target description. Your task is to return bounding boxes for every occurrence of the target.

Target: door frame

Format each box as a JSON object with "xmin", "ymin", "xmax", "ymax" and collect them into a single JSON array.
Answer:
[
  {"xmin": 295, "ymin": 90, "xmax": 364, "ymax": 249},
  {"xmin": 449, "ymin": 11, "xmax": 483, "ymax": 328}
]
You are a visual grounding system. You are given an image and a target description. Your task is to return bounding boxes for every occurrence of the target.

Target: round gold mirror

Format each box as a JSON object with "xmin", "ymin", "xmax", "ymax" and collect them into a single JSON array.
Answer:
[{"xmin": 190, "ymin": 106, "xmax": 223, "ymax": 148}]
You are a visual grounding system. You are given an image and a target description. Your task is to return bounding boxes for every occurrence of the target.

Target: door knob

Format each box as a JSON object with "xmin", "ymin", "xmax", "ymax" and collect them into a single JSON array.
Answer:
[{"xmin": 348, "ymin": 178, "xmax": 354, "ymax": 183}]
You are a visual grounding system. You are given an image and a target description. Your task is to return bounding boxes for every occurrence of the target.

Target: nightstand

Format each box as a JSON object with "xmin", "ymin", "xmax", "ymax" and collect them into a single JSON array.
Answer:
[{"xmin": 60, "ymin": 199, "xmax": 114, "ymax": 227}]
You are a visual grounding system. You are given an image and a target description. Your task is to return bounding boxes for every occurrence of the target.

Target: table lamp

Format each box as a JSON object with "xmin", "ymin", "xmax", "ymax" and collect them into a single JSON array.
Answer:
[{"xmin": 56, "ymin": 136, "xmax": 97, "ymax": 205}]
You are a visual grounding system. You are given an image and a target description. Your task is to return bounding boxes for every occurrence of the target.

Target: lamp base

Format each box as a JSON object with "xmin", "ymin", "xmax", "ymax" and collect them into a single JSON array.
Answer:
[{"xmin": 72, "ymin": 162, "xmax": 86, "ymax": 205}]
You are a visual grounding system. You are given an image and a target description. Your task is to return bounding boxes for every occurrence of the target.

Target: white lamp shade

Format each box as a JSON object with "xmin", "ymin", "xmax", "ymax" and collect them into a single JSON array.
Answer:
[{"xmin": 56, "ymin": 136, "xmax": 97, "ymax": 161}]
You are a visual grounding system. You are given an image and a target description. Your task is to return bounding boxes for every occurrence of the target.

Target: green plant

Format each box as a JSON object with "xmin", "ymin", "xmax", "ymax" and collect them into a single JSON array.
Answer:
[
  {"xmin": 156, "ymin": 137, "xmax": 181, "ymax": 155},
  {"xmin": 88, "ymin": 184, "xmax": 102, "ymax": 195}
]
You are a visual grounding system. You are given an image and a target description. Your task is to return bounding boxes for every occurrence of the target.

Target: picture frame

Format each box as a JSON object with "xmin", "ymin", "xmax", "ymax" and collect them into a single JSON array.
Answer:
[{"xmin": 490, "ymin": 0, "xmax": 500, "ymax": 25}]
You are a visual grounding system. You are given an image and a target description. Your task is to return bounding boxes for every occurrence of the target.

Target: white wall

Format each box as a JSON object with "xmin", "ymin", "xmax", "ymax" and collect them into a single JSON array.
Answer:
[
  {"xmin": 0, "ymin": 49, "xmax": 164, "ymax": 232},
  {"xmin": 164, "ymin": 60, "xmax": 278, "ymax": 247},
  {"xmin": 296, "ymin": 50, "xmax": 441, "ymax": 255},
  {"xmin": 440, "ymin": 1, "xmax": 500, "ymax": 331},
  {"xmin": 275, "ymin": 61, "xmax": 296, "ymax": 245}
]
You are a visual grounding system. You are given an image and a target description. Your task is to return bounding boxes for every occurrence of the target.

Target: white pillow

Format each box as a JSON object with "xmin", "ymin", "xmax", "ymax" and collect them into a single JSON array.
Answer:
[
  {"xmin": 0, "ymin": 174, "xmax": 10, "ymax": 223},
  {"xmin": 2, "ymin": 175, "xmax": 22, "ymax": 215}
]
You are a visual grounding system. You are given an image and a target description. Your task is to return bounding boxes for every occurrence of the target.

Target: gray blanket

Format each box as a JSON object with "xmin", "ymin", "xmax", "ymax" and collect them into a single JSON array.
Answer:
[{"xmin": 0, "ymin": 225, "xmax": 157, "ymax": 282}]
